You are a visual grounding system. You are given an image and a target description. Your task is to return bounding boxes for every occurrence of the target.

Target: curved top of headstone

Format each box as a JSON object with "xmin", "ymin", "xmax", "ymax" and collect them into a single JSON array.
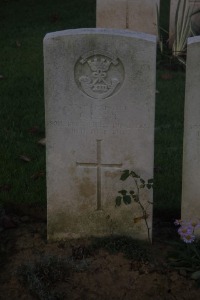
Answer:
[
  {"xmin": 44, "ymin": 28, "xmax": 157, "ymax": 43},
  {"xmin": 188, "ymin": 35, "xmax": 200, "ymax": 45}
]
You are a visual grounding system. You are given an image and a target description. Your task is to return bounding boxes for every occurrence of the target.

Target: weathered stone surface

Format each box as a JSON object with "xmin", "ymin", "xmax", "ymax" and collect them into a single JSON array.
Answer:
[
  {"xmin": 96, "ymin": 0, "xmax": 160, "ymax": 35},
  {"xmin": 169, "ymin": 0, "xmax": 200, "ymax": 46},
  {"xmin": 182, "ymin": 36, "xmax": 200, "ymax": 221},
  {"xmin": 44, "ymin": 28, "xmax": 156, "ymax": 241}
]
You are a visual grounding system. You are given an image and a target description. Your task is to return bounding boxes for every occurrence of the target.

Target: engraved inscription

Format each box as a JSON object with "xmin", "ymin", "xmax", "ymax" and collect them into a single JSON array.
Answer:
[
  {"xmin": 76, "ymin": 140, "xmax": 122, "ymax": 210},
  {"xmin": 48, "ymin": 120, "xmax": 149, "ymax": 131},
  {"xmin": 189, "ymin": 124, "xmax": 200, "ymax": 129},
  {"xmin": 74, "ymin": 50, "xmax": 124, "ymax": 99}
]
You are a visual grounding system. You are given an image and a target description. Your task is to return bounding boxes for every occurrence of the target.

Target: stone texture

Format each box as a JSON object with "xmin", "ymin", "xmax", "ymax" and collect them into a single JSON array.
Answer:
[
  {"xmin": 44, "ymin": 28, "xmax": 156, "ymax": 241},
  {"xmin": 169, "ymin": 0, "xmax": 200, "ymax": 46},
  {"xmin": 96, "ymin": 0, "xmax": 160, "ymax": 35},
  {"xmin": 182, "ymin": 36, "xmax": 200, "ymax": 221}
]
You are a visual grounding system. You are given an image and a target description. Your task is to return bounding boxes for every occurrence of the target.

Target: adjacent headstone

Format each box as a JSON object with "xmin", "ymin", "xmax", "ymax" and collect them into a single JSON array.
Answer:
[
  {"xmin": 96, "ymin": 0, "xmax": 160, "ymax": 35},
  {"xmin": 182, "ymin": 36, "xmax": 200, "ymax": 221},
  {"xmin": 44, "ymin": 28, "xmax": 156, "ymax": 241},
  {"xmin": 169, "ymin": 0, "xmax": 200, "ymax": 46}
]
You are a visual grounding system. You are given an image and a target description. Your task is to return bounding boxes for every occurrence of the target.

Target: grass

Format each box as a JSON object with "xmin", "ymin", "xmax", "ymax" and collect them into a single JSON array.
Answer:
[
  {"xmin": 159, "ymin": 0, "xmax": 170, "ymax": 41},
  {"xmin": 0, "ymin": 0, "xmax": 95, "ymax": 205},
  {"xmin": 154, "ymin": 0, "xmax": 186, "ymax": 218},
  {"xmin": 90, "ymin": 236, "xmax": 152, "ymax": 261},
  {"xmin": 154, "ymin": 69, "xmax": 185, "ymax": 217},
  {"xmin": 0, "ymin": 0, "xmax": 186, "ymax": 220}
]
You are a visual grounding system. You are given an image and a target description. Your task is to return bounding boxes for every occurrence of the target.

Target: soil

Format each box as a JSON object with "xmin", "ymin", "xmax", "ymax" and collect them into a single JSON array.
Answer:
[{"xmin": 0, "ymin": 204, "xmax": 199, "ymax": 300}]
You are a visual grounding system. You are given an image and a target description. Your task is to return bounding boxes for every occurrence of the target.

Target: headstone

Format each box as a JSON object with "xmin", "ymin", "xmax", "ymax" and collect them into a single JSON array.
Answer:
[
  {"xmin": 44, "ymin": 28, "xmax": 156, "ymax": 241},
  {"xmin": 182, "ymin": 36, "xmax": 200, "ymax": 221},
  {"xmin": 169, "ymin": 0, "xmax": 200, "ymax": 46},
  {"xmin": 96, "ymin": 0, "xmax": 160, "ymax": 35}
]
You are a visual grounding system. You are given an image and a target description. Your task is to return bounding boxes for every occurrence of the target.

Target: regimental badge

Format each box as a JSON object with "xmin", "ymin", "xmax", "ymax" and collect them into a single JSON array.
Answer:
[{"xmin": 74, "ymin": 50, "xmax": 124, "ymax": 99}]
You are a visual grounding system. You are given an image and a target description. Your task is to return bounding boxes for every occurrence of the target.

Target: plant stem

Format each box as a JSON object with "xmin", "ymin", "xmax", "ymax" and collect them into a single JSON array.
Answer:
[{"xmin": 134, "ymin": 178, "xmax": 151, "ymax": 243}]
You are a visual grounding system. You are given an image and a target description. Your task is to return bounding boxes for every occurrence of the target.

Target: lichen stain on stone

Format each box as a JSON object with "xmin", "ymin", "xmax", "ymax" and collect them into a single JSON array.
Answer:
[
  {"xmin": 78, "ymin": 177, "xmax": 96, "ymax": 198},
  {"xmin": 48, "ymin": 212, "xmax": 70, "ymax": 237},
  {"xmin": 68, "ymin": 165, "xmax": 76, "ymax": 176},
  {"xmin": 105, "ymin": 171, "xmax": 119, "ymax": 178},
  {"xmin": 124, "ymin": 155, "xmax": 134, "ymax": 164}
]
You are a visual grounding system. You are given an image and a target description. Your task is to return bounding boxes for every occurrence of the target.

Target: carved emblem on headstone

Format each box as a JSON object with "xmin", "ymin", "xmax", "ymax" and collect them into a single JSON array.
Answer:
[{"xmin": 74, "ymin": 50, "xmax": 124, "ymax": 99}]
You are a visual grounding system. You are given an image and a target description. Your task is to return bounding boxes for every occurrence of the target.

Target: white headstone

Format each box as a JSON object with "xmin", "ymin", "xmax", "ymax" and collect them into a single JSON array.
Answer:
[
  {"xmin": 169, "ymin": 0, "xmax": 200, "ymax": 46},
  {"xmin": 44, "ymin": 28, "xmax": 156, "ymax": 241},
  {"xmin": 182, "ymin": 36, "xmax": 200, "ymax": 221},
  {"xmin": 96, "ymin": 0, "xmax": 160, "ymax": 35}
]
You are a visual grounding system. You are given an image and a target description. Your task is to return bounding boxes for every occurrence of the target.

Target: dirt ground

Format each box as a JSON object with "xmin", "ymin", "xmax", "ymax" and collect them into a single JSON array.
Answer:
[{"xmin": 0, "ymin": 205, "xmax": 199, "ymax": 300}]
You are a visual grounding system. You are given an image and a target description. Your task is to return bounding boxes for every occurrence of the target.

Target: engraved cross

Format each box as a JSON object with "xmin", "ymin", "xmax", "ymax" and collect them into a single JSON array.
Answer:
[{"xmin": 76, "ymin": 140, "xmax": 122, "ymax": 210}]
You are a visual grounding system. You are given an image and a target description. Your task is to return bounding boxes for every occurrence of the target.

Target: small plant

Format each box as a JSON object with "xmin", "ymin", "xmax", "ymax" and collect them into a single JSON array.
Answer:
[
  {"xmin": 172, "ymin": 0, "xmax": 193, "ymax": 65},
  {"xmin": 170, "ymin": 219, "xmax": 200, "ymax": 282},
  {"xmin": 175, "ymin": 219, "xmax": 200, "ymax": 243},
  {"xmin": 156, "ymin": 0, "xmax": 200, "ymax": 66},
  {"xmin": 115, "ymin": 170, "xmax": 153, "ymax": 243},
  {"xmin": 17, "ymin": 255, "xmax": 71, "ymax": 300},
  {"xmin": 91, "ymin": 236, "xmax": 152, "ymax": 262}
]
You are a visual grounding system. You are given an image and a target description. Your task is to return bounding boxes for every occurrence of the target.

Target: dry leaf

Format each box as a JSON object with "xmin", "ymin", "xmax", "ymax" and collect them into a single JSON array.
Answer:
[
  {"xmin": 19, "ymin": 155, "xmax": 31, "ymax": 162},
  {"xmin": 31, "ymin": 171, "xmax": 45, "ymax": 180},
  {"xmin": 37, "ymin": 138, "xmax": 46, "ymax": 146},
  {"xmin": 16, "ymin": 40, "xmax": 21, "ymax": 47},
  {"xmin": 161, "ymin": 73, "xmax": 173, "ymax": 80},
  {"xmin": 28, "ymin": 126, "xmax": 40, "ymax": 134},
  {"xmin": 134, "ymin": 214, "xmax": 149, "ymax": 223}
]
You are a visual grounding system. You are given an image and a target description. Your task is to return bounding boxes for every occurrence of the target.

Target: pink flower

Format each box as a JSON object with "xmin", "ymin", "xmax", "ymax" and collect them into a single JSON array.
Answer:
[
  {"xmin": 175, "ymin": 219, "xmax": 200, "ymax": 244},
  {"xmin": 178, "ymin": 225, "xmax": 193, "ymax": 236},
  {"xmin": 181, "ymin": 233, "xmax": 195, "ymax": 244},
  {"xmin": 190, "ymin": 219, "xmax": 200, "ymax": 229},
  {"xmin": 174, "ymin": 219, "xmax": 182, "ymax": 226}
]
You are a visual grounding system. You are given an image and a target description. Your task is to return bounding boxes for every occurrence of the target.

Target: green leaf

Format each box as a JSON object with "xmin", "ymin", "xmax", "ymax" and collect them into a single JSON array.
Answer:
[
  {"xmin": 140, "ymin": 184, "xmax": 145, "ymax": 189},
  {"xmin": 118, "ymin": 190, "xmax": 127, "ymax": 196},
  {"xmin": 130, "ymin": 171, "xmax": 140, "ymax": 178},
  {"xmin": 146, "ymin": 184, "xmax": 152, "ymax": 189},
  {"xmin": 115, "ymin": 196, "xmax": 122, "ymax": 206},
  {"xmin": 140, "ymin": 179, "xmax": 145, "ymax": 184},
  {"xmin": 129, "ymin": 190, "xmax": 135, "ymax": 195},
  {"xmin": 148, "ymin": 179, "xmax": 153, "ymax": 184},
  {"xmin": 123, "ymin": 195, "xmax": 131, "ymax": 205},
  {"xmin": 120, "ymin": 170, "xmax": 130, "ymax": 181},
  {"xmin": 191, "ymin": 270, "xmax": 200, "ymax": 280}
]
